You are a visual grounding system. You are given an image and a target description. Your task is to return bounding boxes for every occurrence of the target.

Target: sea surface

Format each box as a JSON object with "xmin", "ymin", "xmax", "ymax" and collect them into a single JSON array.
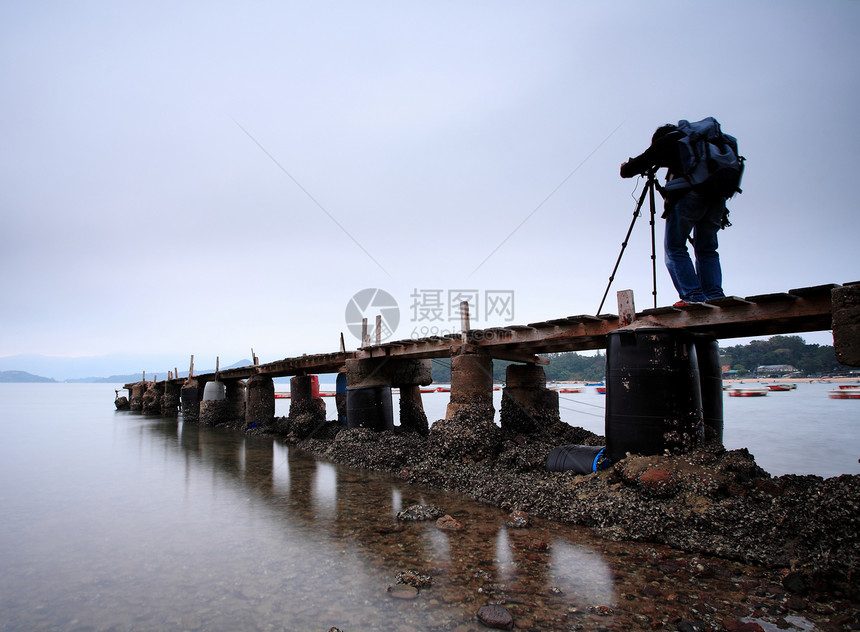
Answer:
[{"xmin": 0, "ymin": 382, "xmax": 857, "ymax": 631}]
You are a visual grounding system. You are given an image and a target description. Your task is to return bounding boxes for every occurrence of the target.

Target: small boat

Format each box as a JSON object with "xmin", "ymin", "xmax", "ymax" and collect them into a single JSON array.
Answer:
[
  {"xmin": 436, "ymin": 387, "xmax": 451, "ymax": 393},
  {"xmin": 553, "ymin": 386, "xmax": 584, "ymax": 393},
  {"xmin": 829, "ymin": 387, "xmax": 860, "ymax": 399},
  {"xmin": 727, "ymin": 387, "xmax": 768, "ymax": 397},
  {"xmin": 419, "ymin": 388, "xmax": 436, "ymax": 393},
  {"xmin": 766, "ymin": 384, "xmax": 793, "ymax": 392},
  {"xmin": 274, "ymin": 393, "xmax": 290, "ymax": 399},
  {"xmin": 837, "ymin": 383, "xmax": 860, "ymax": 390},
  {"xmin": 595, "ymin": 386, "xmax": 606, "ymax": 395},
  {"xmin": 585, "ymin": 382, "xmax": 604, "ymax": 387}
]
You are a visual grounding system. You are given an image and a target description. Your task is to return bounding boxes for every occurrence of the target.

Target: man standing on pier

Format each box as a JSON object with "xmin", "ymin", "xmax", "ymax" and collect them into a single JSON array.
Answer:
[{"xmin": 620, "ymin": 122, "xmax": 728, "ymax": 307}]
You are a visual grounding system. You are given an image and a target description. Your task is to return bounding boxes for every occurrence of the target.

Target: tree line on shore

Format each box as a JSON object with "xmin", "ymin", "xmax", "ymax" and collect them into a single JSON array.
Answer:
[{"xmin": 430, "ymin": 335, "xmax": 847, "ymax": 383}]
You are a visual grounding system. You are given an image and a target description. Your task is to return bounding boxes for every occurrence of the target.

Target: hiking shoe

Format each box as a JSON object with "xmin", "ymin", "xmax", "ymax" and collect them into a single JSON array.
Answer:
[{"xmin": 673, "ymin": 300, "xmax": 703, "ymax": 308}]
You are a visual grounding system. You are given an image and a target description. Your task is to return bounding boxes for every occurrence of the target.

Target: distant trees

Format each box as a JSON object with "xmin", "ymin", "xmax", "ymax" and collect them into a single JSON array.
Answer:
[
  {"xmin": 428, "ymin": 335, "xmax": 845, "ymax": 383},
  {"xmin": 720, "ymin": 335, "xmax": 842, "ymax": 376}
]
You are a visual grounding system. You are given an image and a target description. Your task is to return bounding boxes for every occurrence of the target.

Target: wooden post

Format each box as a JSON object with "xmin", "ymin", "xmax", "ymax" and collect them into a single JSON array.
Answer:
[
  {"xmin": 460, "ymin": 300, "xmax": 471, "ymax": 344},
  {"xmin": 189, "ymin": 355, "xmax": 195, "ymax": 378},
  {"xmin": 376, "ymin": 315, "xmax": 382, "ymax": 345},
  {"xmin": 340, "ymin": 332, "xmax": 346, "ymax": 353},
  {"xmin": 617, "ymin": 289, "xmax": 636, "ymax": 327},
  {"xmin": 361, "ymin": 318, "xmax": 369, "ymax": 348}
]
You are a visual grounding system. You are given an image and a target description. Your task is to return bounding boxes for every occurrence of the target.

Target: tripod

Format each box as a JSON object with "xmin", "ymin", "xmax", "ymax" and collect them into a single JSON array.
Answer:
[{"xmin": 597, "ymin": 170, "xmax": 660, "ymax": 314}]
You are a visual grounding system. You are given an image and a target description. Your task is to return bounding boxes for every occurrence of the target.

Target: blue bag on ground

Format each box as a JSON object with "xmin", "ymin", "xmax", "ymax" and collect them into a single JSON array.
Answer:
[{"xmin": 546, "ymin": 445, "xmax": 610, "ymax": 474}]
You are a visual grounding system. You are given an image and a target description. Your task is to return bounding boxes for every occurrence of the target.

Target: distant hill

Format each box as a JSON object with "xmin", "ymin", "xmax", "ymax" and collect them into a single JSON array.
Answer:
[
  {"xmin": 64, "ymin": 359, "xmax": 254, "ymax": 383},
  {"xmin": 0, "ymin": 370, "xmax": 56, "ymax": 383},
  {"xmin": 0, "ymin": 354, "xmax": 254, "ymax": 382}
]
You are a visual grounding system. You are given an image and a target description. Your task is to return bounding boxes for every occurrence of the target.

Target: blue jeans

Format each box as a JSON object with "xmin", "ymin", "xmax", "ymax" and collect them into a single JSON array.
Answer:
[{"xmin": 664, "ymin": 190, "xmax": 726, "ymax": 302}]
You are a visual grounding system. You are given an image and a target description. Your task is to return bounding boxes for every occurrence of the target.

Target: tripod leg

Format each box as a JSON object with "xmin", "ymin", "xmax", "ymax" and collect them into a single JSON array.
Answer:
[{"xmin": 648, "ymin": 176, "xmax": 658, "ymax": 308}]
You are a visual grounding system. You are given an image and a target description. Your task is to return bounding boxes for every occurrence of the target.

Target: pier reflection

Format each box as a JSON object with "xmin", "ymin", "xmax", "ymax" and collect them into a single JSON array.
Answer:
[{"xmin": 142, "ymin": 418, "xmax": 617, "ymax": 629}]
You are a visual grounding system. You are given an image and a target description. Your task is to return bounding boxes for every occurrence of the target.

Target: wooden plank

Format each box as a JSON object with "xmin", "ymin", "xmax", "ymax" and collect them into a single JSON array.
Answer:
[
  {"xmin": 787, "ymin": 284, "xmax": 840, "ymax": 297},
  {"xmin": 746, "ymin": 292, "xmax": 797, "ymax": 303},
  {"xmin": 674, "ymin": 302, "xmax": 717, "ymax": 312},
  {"xmin": 640, "ymin": 306, "xmax": 679, "ymax": 316},
  {"xmin": 706, "ymin": 296, "xmax": 752, "ymax": 307},
  {"xmin": 567, "ymin": 314, "xmax": 603, "ymax": 322},
  {"xmin": 487, "ymin": 349, "xmax": 550, "ymax": 365},
  {"xmin": 546, "ymin": 318, "xmax": 574, "ymax": 326}
]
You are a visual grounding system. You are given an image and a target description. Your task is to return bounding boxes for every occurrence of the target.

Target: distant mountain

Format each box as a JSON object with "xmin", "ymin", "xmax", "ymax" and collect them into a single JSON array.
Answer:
[
  {"xmin": 65, "ymin": 359, "xmax": 254, "ymax": 384},
  {"xmin": 0, "ymin": 354, "xmax": 254, "ymax": 382},
  {"xmin": 0, "ymin": 370, "xmax": 56, "ymax": 383}
]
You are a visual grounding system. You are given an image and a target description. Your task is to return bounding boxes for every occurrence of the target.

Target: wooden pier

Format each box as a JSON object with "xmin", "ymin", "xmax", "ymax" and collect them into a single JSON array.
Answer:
[{"xmin": 119, "ymin": 282, "xmax": 860, "ymax": 438}]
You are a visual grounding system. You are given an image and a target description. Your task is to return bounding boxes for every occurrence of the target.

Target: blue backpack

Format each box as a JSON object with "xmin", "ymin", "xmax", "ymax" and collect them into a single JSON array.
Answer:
[{"xmin": 663, "ymin": 117, "xmax": 745, "ymax": 199}]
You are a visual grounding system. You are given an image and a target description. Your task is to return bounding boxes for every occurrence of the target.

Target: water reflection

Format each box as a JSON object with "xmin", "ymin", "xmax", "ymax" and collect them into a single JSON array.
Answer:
[{"xmin": 133, "ymin": 418, "xmax": 621, "ymax": 631}]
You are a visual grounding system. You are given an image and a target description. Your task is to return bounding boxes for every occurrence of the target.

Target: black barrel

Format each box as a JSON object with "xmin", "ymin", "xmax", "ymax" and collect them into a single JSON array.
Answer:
[
  {"xmin": 605, "ymin": 327, "xmax": 704, "ymax": 462},
  {"xmin": 693, "ymin": 333, "xmax": 724, "ymax": 443},
  {"xmin": 346, "ymin": 385, "xmax": 394, "ymax": 431},
  {"xmin": 546, "ymin": 445, "xmax": 610, "ymax": 474}
]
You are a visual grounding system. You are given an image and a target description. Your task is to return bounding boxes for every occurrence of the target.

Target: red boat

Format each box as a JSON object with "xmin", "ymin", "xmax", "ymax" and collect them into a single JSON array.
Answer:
[
  {"xmin": 728, "ymin": 387, "xmax": 768, "ymax": 397},
  {"xmin": 829, "ymin": 387, "xmax": 860, "ymax": 399}
]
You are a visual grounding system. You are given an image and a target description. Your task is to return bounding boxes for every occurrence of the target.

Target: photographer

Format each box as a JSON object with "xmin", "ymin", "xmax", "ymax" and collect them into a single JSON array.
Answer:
[{"xmin": 620, "ymin": 124, "xmax": 727, "ymax": 306}]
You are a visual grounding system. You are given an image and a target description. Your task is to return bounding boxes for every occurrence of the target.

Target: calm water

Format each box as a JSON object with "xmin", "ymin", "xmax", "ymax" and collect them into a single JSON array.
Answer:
[{"xmin": 0, "ymin": 383, "xmax": 856, "ymax": 631}]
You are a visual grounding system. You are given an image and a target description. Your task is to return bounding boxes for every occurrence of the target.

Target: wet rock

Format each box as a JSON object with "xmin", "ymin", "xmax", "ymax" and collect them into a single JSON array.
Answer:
[
  {"xmin": 781, "ymin": 571, "xmax": 806, "ymax": 594},
  {"xmin": 723, "ymin": 619, "xmax": 765, "ymax": 632},
  {"xmin": 436, "ymin": 514, "xmax": 463, "ymax": 531},
  {"xmin": 397, "ymin": 504, "xmax": 445, "ymax": 522},
  {"xmin": 588, "ymin": 605, "xmax": 613, "ymax": 616},
  {"xmin": 396, "ymin": 570, "xmax": 432, "ymax": 588},
  {"xmin": 387, "ymin": 584, "xmax": 418, "ymax": 599},
  {"xmin": 476, "ymin": 604, "xmax": 514, "ymax": 630},
  {"xmin": 114, "ymin": 396, "xmax": 129, "ymax": 410},
  {"xmin": 506, "ymin": 510, "xmax": 531, "ymax": 528}
]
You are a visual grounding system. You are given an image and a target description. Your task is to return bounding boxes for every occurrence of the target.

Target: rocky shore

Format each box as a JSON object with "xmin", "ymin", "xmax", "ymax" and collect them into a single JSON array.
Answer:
[{"xmin": 249, "ymin": 406, "xmax": 858, "ymax": 605}]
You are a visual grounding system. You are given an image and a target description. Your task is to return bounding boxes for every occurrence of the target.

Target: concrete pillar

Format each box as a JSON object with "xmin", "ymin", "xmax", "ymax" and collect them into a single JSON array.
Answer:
[
  {"xmin": 142, "ymin": 381, "xmax": 164, "ymax": 414},
  {"xmin": 289, "ymin": 375, "xmax": 317, "ymax": 413},
  {"xmin": 346, "ymin": 358, "xmax": 432, "ymax": 431},
  {"xmin": 833, "ymin": 284, "xmax": 860, "ymax": 367},
  {"xmin": 180, "ymin": 378, "xmax": 201, "ymax": 422},
  {"xmin": 287, "ymin": 375, "xmax": 326, "ymax": 439},
  {"xmin": 225, "ymin": 380, "xmax": 246, "ymax": 427},
  {"xmin": 199, "ymin": 381, "xmax": 228, "ymax": 426},
  {"xmin": 398, "ymin": 384, "xmax": 428, "ymax": 434},
  {"xmin": 130, "ymin": 382, "xmax": 146, "ymax": 411},
  {"xmin": 335, "ymin": 372, "xmax": 347, "ymax": 425},
  {"xmin": 445, "ymin": 353, "xmax": 494, "ymax": 423},
  {"xmin": 500, "ymin": 364, "xmax": 560, "ymax": 434},
  {"xmin": 161, "ymin": 381, "xmax": 181, "ymax": 416},
  {"xmin": 245, "ymin": 374, "xmax": 275, "ymax": 429}
]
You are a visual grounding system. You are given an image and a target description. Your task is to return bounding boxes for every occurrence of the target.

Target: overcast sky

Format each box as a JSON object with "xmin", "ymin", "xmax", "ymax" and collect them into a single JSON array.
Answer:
[{"xmin": 2, "ymin": 0, "xmax": 858, "ymax": 371}]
